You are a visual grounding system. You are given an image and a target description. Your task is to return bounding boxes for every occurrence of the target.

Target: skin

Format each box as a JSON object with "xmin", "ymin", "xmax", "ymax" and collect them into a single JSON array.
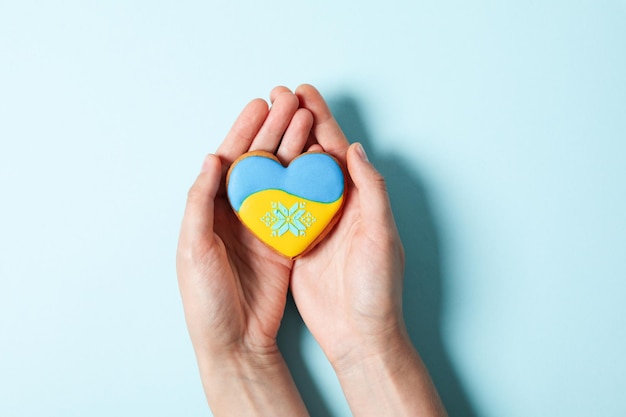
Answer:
[
  {"xmin": 177, "ymin": 91, "xmax": 310, "ymax": 416},
  {"xmin": 291, "ymin": 85, "xmax": 447, "ymax": 416},
  {"xmin": 176, "ymin": 85, "xmax": 447, "ymax": 417}
]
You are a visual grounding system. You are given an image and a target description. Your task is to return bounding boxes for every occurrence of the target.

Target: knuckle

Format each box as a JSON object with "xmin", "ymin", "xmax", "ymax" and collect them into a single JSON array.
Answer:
[
  {"xmin": 371, "ymin": 172, "xmax": 388, "ymax": 193},
  {"xmin": 177, "ymin": 238, "xmax": 211, "ymax": 265},
  {"xmin": 186, "ymin": 183, "xmax": 205, "ymax": 203}
]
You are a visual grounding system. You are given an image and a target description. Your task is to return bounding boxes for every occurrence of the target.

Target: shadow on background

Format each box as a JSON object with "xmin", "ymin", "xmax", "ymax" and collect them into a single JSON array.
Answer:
[
  {"xmin": 279, "ymin": 94, "xmax": 478, "ymax": 417},
  {"xmin": 278, "ymin": 294, "xmax": 334, "ymax": 417}
]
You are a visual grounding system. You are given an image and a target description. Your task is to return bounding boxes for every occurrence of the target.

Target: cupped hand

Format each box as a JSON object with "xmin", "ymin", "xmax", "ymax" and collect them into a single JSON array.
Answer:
[
  {"xmin": 176, "ymin": 89, "xmax": 314, "ymax": 362},
  {"xmin": 290, "ymin": 85, "xmax": 408, "ymax": 370}
]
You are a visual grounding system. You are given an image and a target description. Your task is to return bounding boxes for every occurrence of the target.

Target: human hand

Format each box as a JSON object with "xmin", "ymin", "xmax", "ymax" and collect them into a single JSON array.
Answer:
[
  {"xmin": 176, "ymin": 89, "xmax": 313, "ymax": 416},
  {"xmin": 288, "ymin": 84, "xmax": 446, "ymax": 416},
  {"xmin": 284, "ymin": 84, "xmax": 407, "ymax": 369}
]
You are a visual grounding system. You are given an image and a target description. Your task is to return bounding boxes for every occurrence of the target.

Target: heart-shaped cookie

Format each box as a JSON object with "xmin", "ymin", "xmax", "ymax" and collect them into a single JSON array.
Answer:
[{"xmin": 226, "ymin": 151, "xmax": 345, "ymax": 258}]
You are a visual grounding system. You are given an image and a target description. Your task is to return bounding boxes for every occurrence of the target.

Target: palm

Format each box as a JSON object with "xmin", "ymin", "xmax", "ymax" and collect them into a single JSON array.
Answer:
[
  {"xmin": 288, "ymin": 84, "xmax": 405, "ymax": 363},
  {"xmin": 178, "ymin": 90, "xmax": 313, "ymax": 354},
  {"xmin": 291, "ymin": 183, "xmax": 399, "ymax": 360},
  {"xmin": 210, "ymin": 194, "xmax": 292, "ymax": 345}
]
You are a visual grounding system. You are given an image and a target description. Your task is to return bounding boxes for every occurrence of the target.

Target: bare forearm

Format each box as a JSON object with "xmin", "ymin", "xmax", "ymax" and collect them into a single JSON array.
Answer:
[
  {"xmin": 334, "ymin": 331, "xmax": 447, "ymax": 417},
  {"xmin": 197, "ymin": 349, "xmax": 309, "ymax": 417}
]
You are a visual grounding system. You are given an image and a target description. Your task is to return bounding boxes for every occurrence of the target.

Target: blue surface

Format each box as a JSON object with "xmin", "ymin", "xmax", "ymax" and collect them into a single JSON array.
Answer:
[
  {"xmin": 227, "ymin": 153, "xmax": 344, "ymax": 210},
  {"xmin": 0, "ymin": 1, "xmax": 625, "ymax": 417}
]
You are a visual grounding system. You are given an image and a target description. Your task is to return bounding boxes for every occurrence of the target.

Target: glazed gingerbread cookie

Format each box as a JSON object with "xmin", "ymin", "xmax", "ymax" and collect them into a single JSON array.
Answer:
[{"xmin": 226, "ymin": 151, "xmax": 345, "ymax": 258}]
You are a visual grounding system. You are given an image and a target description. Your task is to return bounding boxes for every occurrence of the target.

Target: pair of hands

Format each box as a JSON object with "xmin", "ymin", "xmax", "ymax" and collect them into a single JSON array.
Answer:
[{"xmin": 176, "ymin": 85, "xmax": 439, "ymax": 416}]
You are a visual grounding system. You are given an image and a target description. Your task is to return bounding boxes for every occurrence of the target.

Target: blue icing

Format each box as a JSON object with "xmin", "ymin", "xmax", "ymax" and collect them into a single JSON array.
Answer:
[{"xmin": 228, "ymin": 153, "xmax": 344, "ymax": 211}]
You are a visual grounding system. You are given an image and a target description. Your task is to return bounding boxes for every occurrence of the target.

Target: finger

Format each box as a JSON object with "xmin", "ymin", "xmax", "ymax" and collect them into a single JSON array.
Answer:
[
  {"xmin": 249, "ymin": 92, "xmax": 299, "ymax": 153},
  {"xmin": 346, "ymin": 143, "xmax": 393, "ymax": 225},
  {"xmin": 216, "ymin": 98, "xmax": 269, "ymax": 166},
  {"xmin": 303, "ymin": 131, "xmax": 319, "ymax": 151},
  {"xmin": 307, "ymin": 143, "xmax": 324, "ymax": 152},
  {"xmin": 276, "ymin": 108, "xmax": 314, "ymax": 164},
  {"xmin": 179, "ymin": 154, "xmax": 222, "ymax": 248},
  {"xmin": 270, "ymin": 85, "xmax": 292, "ymax": 103},
  {"xmin": 295, "ymin": 84, "xmax": 350, "ymax": 161}
]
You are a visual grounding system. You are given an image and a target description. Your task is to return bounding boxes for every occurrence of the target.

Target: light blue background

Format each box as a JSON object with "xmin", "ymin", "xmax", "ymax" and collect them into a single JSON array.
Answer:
[{"xmin": 1, "ymin": 1, "xmax": 625, "ymax": 416}]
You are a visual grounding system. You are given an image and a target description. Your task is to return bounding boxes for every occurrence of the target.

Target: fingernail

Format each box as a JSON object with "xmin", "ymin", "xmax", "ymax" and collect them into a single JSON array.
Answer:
[
  {"xmin": 355, "ymin": 143, "xmax": 369, "ymax": 162},
  {"xmin": 200, "ymin": 154, "xmax": 213, "ymax": 173}
]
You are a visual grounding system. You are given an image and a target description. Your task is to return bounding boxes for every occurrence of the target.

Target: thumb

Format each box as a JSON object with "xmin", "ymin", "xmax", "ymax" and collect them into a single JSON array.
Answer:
[
  {"xmin": 346, "ymin": 143, "xmax": 394, "ymax": 225},
  {"xmin": 179, "ymin": 154, "xmax": 222, "ymax": 247}
]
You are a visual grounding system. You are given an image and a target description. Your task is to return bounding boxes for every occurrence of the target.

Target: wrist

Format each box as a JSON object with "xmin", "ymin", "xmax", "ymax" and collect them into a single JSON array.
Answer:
[
  {"xmin": 330, "ymin": 324, "xmax": 413, "ymax": 377},
  {"xmin": 196, "ymin": 340, "xmax": 284, "ymax": 376},
  {"xmin": 332, "ymin": 328, "xmax": 447, "ymax": 417},
  {"xmin": 196, "ymin": 344, "xmax": 309, "ymax": 417},
  {"xmin": 324, "ymin": 307, "xmax": 410, "ymax": 373}
]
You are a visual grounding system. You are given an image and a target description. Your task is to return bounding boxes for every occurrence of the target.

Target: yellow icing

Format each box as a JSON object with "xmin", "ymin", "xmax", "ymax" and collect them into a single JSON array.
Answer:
[{"xmin": 238, "ymin": 189, "xmax": 343, "ymax": 258}]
